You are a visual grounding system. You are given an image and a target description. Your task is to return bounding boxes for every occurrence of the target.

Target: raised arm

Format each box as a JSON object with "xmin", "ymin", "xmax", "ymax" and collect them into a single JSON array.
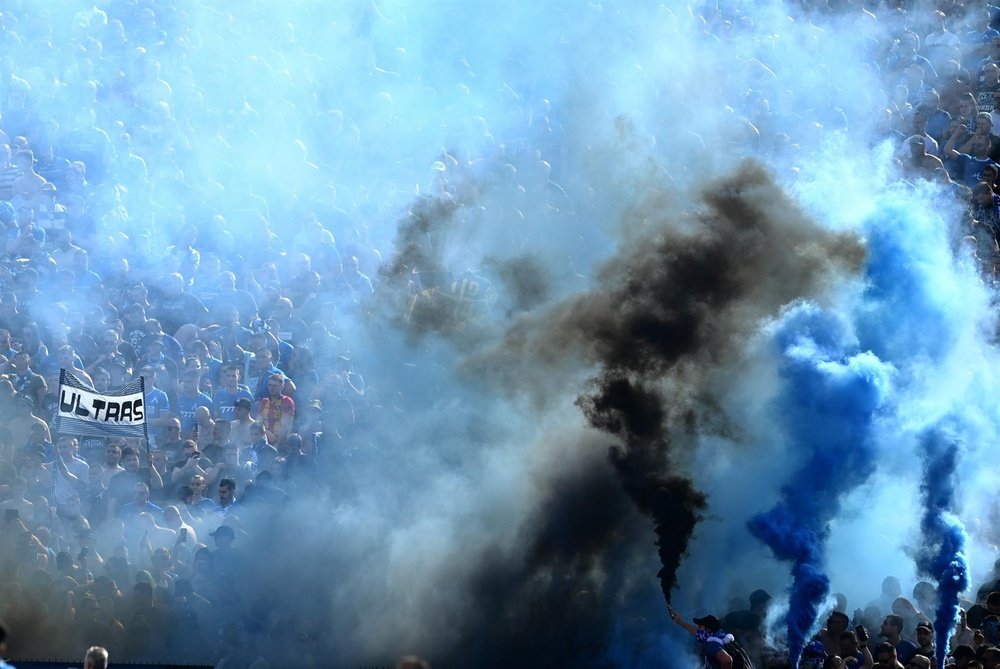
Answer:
[
  {"xmin": 668, "ymin": 604, "xmax": 699, "ymax": 636},
  {"xmin": 944, "ymin": 123, "xmax": 969, "ymax": 158},
  {"xmin": 146, "ymin": 454, "xmax": 163, "ymax": 490}
]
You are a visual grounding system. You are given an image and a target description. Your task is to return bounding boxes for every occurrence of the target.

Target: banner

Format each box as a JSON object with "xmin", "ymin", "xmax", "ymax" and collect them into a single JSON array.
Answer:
[{"xmin": 55, "ymin": 369, "xmax": 147, "ymax": 438}]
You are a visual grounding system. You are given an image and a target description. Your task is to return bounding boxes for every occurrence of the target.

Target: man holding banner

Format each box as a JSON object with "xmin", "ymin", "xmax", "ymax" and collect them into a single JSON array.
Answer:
[
  {"xmin": 56, "ymin": 369, "xmax": 148, "ymax": 440},
  {"xmin": 55, "ymin": 368, "xmax": 155, "ymax": 518}
]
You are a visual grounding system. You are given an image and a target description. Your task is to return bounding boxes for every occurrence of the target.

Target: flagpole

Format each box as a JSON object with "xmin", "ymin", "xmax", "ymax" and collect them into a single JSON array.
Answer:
[
  {"xmin": 52, "ymin": 368, "xmax": 65, "ymax": 528},
  {"xmin": 140, "ymin": 374, "xmax": 150, "ymax": 459},
  {"xmin": 57, "ymin": 368, "xmax": 66, "ymax": 437}
]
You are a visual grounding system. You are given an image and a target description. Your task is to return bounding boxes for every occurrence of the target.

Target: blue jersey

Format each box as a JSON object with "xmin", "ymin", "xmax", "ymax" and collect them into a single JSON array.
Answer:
[
  {"xmin": 145, "ymin": 387, "xmax": 171, "ymax": 421},
  {"xmin": 956, "ymin": 153, "xmax": 999, "ymax": 189},
  {"xmin": 144, "ymin": 386, "xmax": 171, "ymax": 447},
  {"xmin": 250, "ymin": 364, "xmax": 285, "ymax": 399},
  {"xmin": 176, "ymin": 391, "xmax": 212, "ymax": 432},
  {"xmin": 213, "ymin": 384, "xmax": 254, "ymax": 421}
]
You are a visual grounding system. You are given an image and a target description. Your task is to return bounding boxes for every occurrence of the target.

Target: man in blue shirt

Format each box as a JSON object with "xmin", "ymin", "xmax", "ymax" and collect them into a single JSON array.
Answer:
[
  {"xmin": 669, "ymin": 607, "xmax": 741, "ymax": 669},
  {"xmin": 140, "ymin": 366, "xmax": 172, "ymax": 449},
  {"xmin": 212, "ymin": 363, "xmax": 254, "ymax": 422},
  {"xmin": 117, "ymin": 481, "xmax": 163, "ymax": 519},
  {"xmin": 880, "ymin": 615, "xmax": 918, "ymax": 664},
  {"xmin": 176, "ymin": 369, "xmax": 211, "ymax": 439},
  {"xmin": 944, "ymin": 125, "xmax": 999, "ymax": 188},
  {"xmin": 246, "ymin": 345, "xmax": 284, "ymax": 400},
  {"xmin": 216, "ymin": 477, "xmax": 239, "ymax": 517}
]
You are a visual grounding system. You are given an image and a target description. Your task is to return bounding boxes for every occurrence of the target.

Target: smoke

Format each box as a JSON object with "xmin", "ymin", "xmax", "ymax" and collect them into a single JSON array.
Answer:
[
  {"xmin": 455, "ymin": 158, "xmax": 867, "ymax": 665},
  {"xmin": 471, "ymin": 161, "xmax": 865, "ymax": 393},
  {"xmin": 6, "ymin": 0, "xmax": 1000, "ymax": 667},
  {"xmin": 482, "ymin": 254, "xmax": 552, "ymax": 316},
  {"xmin": 748, "ymin": 302, "xmax": 893, "ymax": 664},
  {"xmin": 580, "ymin": 374, "xmax": 707, "ymax": 604},
  {"xmin": 850, "ymin": 185, "xmax": 998, "ymax": 667},
  {"xmin": 916, "ymin": 424, "xmax": 969, "ymax": 669}
]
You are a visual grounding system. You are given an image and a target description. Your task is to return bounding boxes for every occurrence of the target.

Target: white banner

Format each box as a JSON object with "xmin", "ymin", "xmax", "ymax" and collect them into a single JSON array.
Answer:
[{"xmin": 56, "ymin": 370, "xmax": 146, "ymax": 437}]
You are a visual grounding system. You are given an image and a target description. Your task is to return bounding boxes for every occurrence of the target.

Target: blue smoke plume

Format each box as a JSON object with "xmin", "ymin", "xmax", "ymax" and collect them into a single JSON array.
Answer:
[
  {"xmin": 916, "ymin": 425, "xmax": 969, "ymax": 669},
  {"xmin": 857, "ymin": 193, "xmax": 980, "ymax": 663},
  {"xmin": 748, "ymin": 302, "xmax": 892, "ymax": 665},
  {"xmin": 857, "ymin": 197, "xmax": 971, "ymax": 366}
]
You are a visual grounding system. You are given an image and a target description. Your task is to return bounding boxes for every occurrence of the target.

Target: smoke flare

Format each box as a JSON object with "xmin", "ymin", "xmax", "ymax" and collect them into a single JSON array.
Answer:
[
  {"xmin": 749, "ymin": 302, "xmax": 892, "ymax": 665},
  {"xmin": 916, "ymin": 425, "xmax": 970, "ymax": 669}
]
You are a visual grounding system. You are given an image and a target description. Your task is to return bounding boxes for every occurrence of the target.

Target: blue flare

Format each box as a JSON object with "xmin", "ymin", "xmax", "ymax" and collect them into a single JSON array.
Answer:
[
  {"xmin": 749, "ymin": 302, "xmax": 892, "ymax": 665},
  {"xmin": 860, "ymin": 197, "xmax": 974, "ymax": 669},
  {"xmin": 916, "ymin": 425, "xmax": 969, "ymax": 669}
]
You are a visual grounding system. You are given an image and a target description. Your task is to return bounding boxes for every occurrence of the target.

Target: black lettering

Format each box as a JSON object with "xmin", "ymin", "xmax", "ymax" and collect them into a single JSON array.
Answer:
[
  {"xmin": 119, "ymin": 401, "xmax": 132, "ymax": 422},
  {"xmin": 91, "ymin": 399, "xmax": 106, "ymax": 420},
  {"xmin": 132, "ymin": 398, "xmax": 144, "ymax": 422},
  {"xmin": 105, "ymin": 402, "xmax": 120, "ymax": 421},
  {"xmin": 59, "ymin": 389, "xmax": 75, "ymax": 414}
]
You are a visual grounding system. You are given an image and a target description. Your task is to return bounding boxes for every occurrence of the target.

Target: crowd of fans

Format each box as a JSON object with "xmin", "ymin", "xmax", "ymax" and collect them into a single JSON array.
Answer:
[
  {"xmin": 0, "ymin": 0, "xmax": 560, "ymax": 665},
  {"xmin": 0, "ymin": 2, "xmax": 401, "ymax": 668},
  {"xmin": 871, "ymin": 0, "xmax": 1000, "ymax": 277},
  {"xmin": 1, "ymin": 0, "xmax": 1000, "ymax": 667},
  {"xmin": 671, "ymin": 1, "xmax": 1000, "ymax": 667},
  {"xmin": 679, "ymin": 571, "xmax": 1000, "ymax": 669},
  {"xmin": 695, "ymin": 0, "xmax": 1000, "ymax": 279}
]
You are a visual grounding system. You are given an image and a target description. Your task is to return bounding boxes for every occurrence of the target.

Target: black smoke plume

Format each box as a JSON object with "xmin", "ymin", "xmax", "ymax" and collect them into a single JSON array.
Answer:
[{"xmin": 471, "ymin": 160, "xmax": 865, "ymax": 616}]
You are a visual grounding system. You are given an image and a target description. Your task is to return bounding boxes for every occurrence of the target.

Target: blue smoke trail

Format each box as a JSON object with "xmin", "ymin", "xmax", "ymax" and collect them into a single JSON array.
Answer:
[
  {"xmin": 858, "ymin": 194, "xmax": 978, "ymax": 666},
  {"xmin": 916, "ymin": 425, "xmax": 969, "ymax": 669},
  {"xmin": 748, "ymin": 302, "xmax": 892, "ymax": 666}
]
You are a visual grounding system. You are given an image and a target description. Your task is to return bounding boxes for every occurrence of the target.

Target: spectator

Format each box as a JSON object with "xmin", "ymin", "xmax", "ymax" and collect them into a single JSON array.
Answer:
[
  {"xmin": 880, "ymin": 615, "xmax": 918, "ymax": 665},
  {"xmin": 0, "ymin": 477, "xmax": 32, "ymax": 522},
  {"xmin": 229, "ymin": 398, "xmax": 258, "ymax": 449},
  {"xmin": 837, "ymin": 630, "xmax": 872, "ymax": 668},
  {"xmin": 902, "ymin": 135, "xmax": 945, "ymax": 178},
  {"xmin": 157, "ymin": 418, "xmax": 184, "ymax": 462},
  {"xmin": 162, "ymin": 505, "xmax": 197, "ymax": 546},
  {"xmin": 184, "ymin": 474, "xmax": 218, "ymax": 518},
  {"xmin": 969, "ymin": 592, "xmax": 1000, "ymax": 630},
  {"xmin": 913, "ymin": 621, "xmax": 935, "ymax": 663},
  {"xmin": 243, "ymin": 422, "xmax": 278, "ymax": 475},
  {"xmin": 944, "ymin": 124, "xmax": 999, "ymax": 187},
  {"xmin": 2, "ymin": 350, "xmax": 46, "ymax": 408},
  {"xmin": 117, "ymin": 482, "xmax": 162, "ymax": 521},
  {"xmin": 245, "ymin": 344, "xmax": 284, "ymax": 401},
  {"xmin": 169, "ymin": 440, "xmax": 209, "ymax": 492},
  {"xmin": 107, "ymin": 447, "xmax": 163, "ymax": 519},
  {"xmin": 949, "ymin": 644, "xmax": 976, "ymax": 668},
  {"xmin": 669, "ymin": 607, "xmax": 740, "ymax": 669},
  {"xmin": 0, "ymin": 622, "xmax": 15, "ymax": 669},
  {"xmin": 200, "ymin": 419, "xmax": 230, "ymax": 465},
  {"xmin": 908, "ymin": 109, "xmax": 941, "ymax": 155},
  {"xmin": 175, "ymin": 370, "xmax": 211, "ymax": 440},
  {"xmin": 257, "ymin": 373, "xmax": 294, "ymax": 446},
  {"xmin": 85, "ymin": 330, "xmax": 133, "ymax": 388},
  {"xmin": 215, "ymin": 478, "xmax": 239, "ymax": 518},
  {"xmin": 83, "ymin": 645, "xmax": 108, "ymax": 669},
  {"xmin": 151, "ymin": 273, "xmax": 208, "ymax": 336},
  {"xmin": 99, "ymin": 442, "xmax": 124, "ymax": 487},
  {"xmin": 953, "ymin": 112, "xmax": 1000, "ymax": 160},
  {"xmin": 212, "ymin": 363, "xmax": 253, "ymax": 424},
  {"xmin": 873, "ymin": 641, "xmax": 904, "ymax": 669},
  {"xmin": 52, "ymin": 436, "xmax": 90, "ymax": 513},
  {"xmin": 818, "ymin": 611, "xmax": 850, "ymax": 658}
]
